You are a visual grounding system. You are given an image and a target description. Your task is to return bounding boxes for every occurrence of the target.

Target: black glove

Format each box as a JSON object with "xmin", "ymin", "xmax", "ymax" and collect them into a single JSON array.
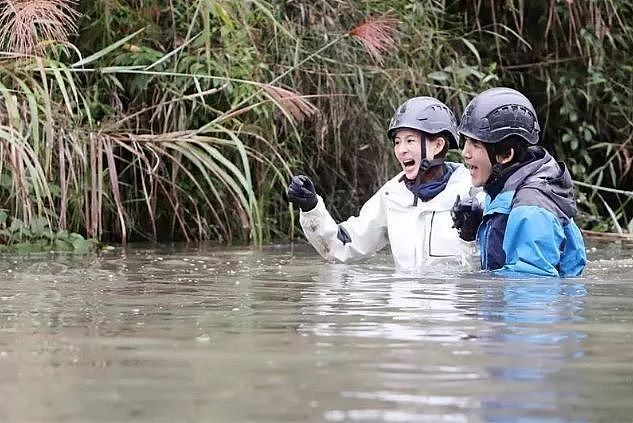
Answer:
[
  {"xmin": 286, "ymin": 175, "xmax": 318, "ymax": 212},
  {"xmin": 450, "ymin": 194, "xmax": 483, "ymax": 242}
]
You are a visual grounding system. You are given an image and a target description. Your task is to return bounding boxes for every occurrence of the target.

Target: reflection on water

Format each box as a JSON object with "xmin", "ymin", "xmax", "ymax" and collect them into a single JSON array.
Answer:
[{"xmin": 0, "ymin": 240, "xmax": 632, "ymax": 422}]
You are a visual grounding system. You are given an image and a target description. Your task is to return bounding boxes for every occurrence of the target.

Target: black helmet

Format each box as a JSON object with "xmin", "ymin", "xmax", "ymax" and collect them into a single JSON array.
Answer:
[
  {"xmin": 387, "ymin": 97, "xmax": 460, "ymax": 149},
  {"xmin": 458, "ymin": 87, "xmax": 540, "ymax": 145}
]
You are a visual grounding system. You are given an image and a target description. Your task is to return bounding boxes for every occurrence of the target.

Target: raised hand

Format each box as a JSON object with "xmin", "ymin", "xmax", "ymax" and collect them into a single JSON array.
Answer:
[{"xmin": 286, "ymin": 175, "xmax": 318, "ymax": 212}]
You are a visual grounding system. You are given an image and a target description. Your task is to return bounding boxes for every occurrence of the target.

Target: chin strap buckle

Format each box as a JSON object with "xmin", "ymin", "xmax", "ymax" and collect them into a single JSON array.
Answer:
[{"xmin": 418, "ymin": 158, "xmax": 445, "ymax": 174}]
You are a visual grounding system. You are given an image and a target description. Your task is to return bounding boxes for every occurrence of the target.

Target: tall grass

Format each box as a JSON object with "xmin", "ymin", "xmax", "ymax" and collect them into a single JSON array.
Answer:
[
  {"xmin": 1, "ymin": 0, "xmax": 632, "ymax": 244},
  {"xmin": 452, "ymin": 0, "xmax": 633, "ymax": 231}
]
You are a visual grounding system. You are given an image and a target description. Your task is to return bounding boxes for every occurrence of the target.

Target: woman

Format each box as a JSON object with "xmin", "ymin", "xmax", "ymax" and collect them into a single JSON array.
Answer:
[{"xmin": 286, "ymin": 96, "xmax": 478, "ymax": 270}]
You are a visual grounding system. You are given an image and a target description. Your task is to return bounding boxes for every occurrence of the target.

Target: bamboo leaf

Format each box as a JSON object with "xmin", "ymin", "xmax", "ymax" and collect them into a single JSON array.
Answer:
[
  {"xmin": 459, "ymin": 37, "xmax": 481, "ymax": 64},
  {"xmin": 72, "ymin": 28, "xmax": 145, "ymax": 68}
]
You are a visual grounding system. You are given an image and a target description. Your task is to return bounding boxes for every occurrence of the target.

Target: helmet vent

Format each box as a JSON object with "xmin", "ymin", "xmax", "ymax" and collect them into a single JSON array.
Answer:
[
  {"xmin": 387, "ymin": 96, "xmax": 459, "ymax": 148},
  {"xmin": 488, "ymin": 104, "xmax": 535, "ymax": 131}
]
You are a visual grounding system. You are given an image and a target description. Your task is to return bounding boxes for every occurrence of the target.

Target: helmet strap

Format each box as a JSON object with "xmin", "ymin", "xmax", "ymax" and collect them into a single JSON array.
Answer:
[
  {"xmin": 414, "ymin": 135, "xmax": 445, "ymax": 184},
  {"xmin": 418, "ymin": 158, "xmax": 446, "ymax": 174},
  {"xmin": 411, "ymin": 157, "xmax": 448, "ymax": 206}
]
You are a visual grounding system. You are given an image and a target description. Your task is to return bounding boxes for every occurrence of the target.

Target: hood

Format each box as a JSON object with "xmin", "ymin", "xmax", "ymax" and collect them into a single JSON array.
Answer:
[{"xmin": 503, "ymin": 146, "xmax": 577, "ymax": 219}]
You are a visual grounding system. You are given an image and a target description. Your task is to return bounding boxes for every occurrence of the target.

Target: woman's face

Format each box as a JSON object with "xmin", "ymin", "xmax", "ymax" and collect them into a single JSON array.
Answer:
[
  {"xmin": 461, "ymin": 137, "xmax": 492, "ymax": 187},
  {"xmin": 393, "ymin": 129, "xmax": 447, "ymax": 180},
  {"xmin": 393, "ymin": 128, "xmax": 423, "ymax": 180}
]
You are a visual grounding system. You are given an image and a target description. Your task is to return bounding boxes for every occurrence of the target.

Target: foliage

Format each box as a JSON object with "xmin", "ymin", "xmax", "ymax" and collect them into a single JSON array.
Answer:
[
  {"xmin": 450, "ymin": 0, "xmax": 633, "ymax": 232},
  {"xmin": 0, "ymin": 211, "xmax": 98, "ymax": 253},
  {"xmin": 0, "ymin": 0, "xmax": 632, "ymax": 245}
]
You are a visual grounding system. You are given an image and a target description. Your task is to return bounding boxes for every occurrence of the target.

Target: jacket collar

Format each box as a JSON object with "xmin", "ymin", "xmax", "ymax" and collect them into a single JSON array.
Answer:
[{"xmin": 389, "ymin": 163, "xmax": 471, "ymax": 210}]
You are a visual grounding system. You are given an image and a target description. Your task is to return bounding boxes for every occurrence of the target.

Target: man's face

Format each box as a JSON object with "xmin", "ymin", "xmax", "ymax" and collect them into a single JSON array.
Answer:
[
  {"xmin": 393, "ymin": 128, "xmax": 423, "ymax": 180},
  {"xmin": 461, "ymin": 137, "xmax": 492, "ymax": 187}
]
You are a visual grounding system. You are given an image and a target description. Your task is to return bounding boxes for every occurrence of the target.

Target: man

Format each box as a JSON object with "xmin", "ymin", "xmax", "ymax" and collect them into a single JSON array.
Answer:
[{"xmin": 452, "ymin": 87, "xmax": 586, "ymax": 277}]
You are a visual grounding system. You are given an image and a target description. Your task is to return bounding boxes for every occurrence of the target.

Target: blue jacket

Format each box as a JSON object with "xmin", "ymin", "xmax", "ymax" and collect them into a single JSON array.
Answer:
[{"xmin": 477, "ymin": 146, "xmax": 587, "ymax": 277}]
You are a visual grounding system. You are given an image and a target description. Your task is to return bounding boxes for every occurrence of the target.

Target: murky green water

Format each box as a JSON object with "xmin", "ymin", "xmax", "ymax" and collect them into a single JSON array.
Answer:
[{"xmin": 1, "ymin": 240, "xmax": 633, "ymax": 422}]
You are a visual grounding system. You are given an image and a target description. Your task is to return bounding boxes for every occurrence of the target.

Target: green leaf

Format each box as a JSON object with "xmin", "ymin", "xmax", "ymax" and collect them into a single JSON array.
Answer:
[
  {"xmin": 72, "ymin": 28, "xmax": 145, "ymax": 68},
  {"xmin": 0, "ymin": 173, "xmax": 11, "ymax": 188},
  {"xmin": 482, "ymin": 74, "xmax": 498, "ymax": 84},
  {"xmin": 68, "ymin": 232, "xmax": 86, "ymax": 242},
  {"xmin": 54, "ymin": 239, "xmax": 74, "ymax": 251},
  {"xmin": 460, "ymin": 37, "xmax": 481, "ymax": 64},
  {"xmin": 30, "ymin": 217, "xmax": 49, "ymax": 237},
  {"xmin": 9, "ymin": 218, "xmax": 24, "ymax": 233},
  {"xmin": 71, "ymin": 238, "xmax": 97, "ymax": 253},
  {"xmin": 428, "ymin": 71, "xmax": 450, "ymax": 82}
]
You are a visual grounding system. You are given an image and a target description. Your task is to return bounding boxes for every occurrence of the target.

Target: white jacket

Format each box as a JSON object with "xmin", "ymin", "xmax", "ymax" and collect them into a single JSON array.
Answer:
[{"xmin": 299, "ymin": 163, "xmax": 480, "ymax": 270}]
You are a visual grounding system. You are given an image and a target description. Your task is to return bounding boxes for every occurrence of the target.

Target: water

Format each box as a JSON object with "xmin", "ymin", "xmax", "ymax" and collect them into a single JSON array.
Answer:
[{"xmin": 1, "ymin": 240, "xmax": 633, "ymax": 422}]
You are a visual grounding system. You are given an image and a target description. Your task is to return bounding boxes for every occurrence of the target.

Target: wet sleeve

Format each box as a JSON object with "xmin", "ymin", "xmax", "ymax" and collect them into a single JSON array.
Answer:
[
  {"xmin": 495, "ymin": 205, "xmax": 565, "ymax": 277},
  {"xmin": 299, "ymin": 190, "xmax": 388, "ymax": 263},
  {"xmin": 558, "ymin": 220, "xmax": 587, "ymax": 277}
]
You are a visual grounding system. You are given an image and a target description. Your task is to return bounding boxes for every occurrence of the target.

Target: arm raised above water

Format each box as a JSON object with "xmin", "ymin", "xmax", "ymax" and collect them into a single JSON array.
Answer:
[{"xmin": 299, "ymin": 189, "xmax": 389, "ymax": 263}]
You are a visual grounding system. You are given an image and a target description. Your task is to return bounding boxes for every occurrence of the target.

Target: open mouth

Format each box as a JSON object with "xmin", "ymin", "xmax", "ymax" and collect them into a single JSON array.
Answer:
[{"xmin": 402, "ymin": 159, "xmax": 416, "ymax": 169}]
